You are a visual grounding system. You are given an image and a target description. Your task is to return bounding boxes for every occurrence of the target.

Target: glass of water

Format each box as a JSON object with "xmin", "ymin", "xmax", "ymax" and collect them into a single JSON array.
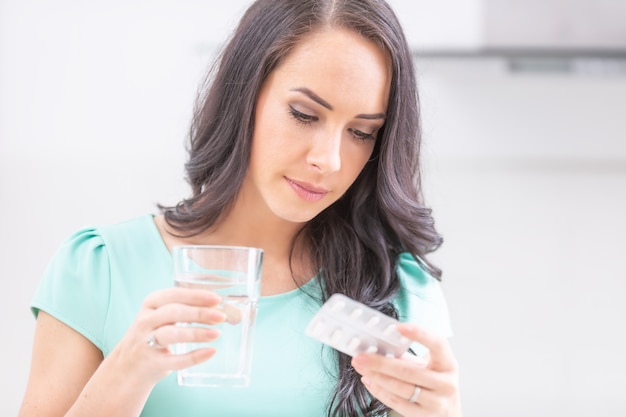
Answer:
[{"xmin": 171, "ymin": 245, "xmax": 263, "ymax": 388}]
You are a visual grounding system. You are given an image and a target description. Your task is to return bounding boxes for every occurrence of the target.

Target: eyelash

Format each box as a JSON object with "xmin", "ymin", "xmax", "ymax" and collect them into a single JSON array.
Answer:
[
  {"xmin": 288, "ymin": 106, "xmax": 317, "ymax": 126},
  {"xmin": 348, "ymin": 128, "xmax": 376, "ymax": 142},
  {"xmin": 288, "ymin": 105, "xmax": 377, "ymax": 142}
]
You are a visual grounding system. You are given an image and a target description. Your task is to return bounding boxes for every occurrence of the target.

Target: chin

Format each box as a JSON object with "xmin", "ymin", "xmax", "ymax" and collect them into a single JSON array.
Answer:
[
  {"xmin": 279, "ymin": 212, "xmax": 318, "ymax": 224},
  {"xmin": 271, "ymin": 205, "xmax": 324, "ymax": 224}
]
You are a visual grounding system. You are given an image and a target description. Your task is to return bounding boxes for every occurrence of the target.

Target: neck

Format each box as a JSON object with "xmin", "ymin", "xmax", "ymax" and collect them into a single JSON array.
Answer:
[{"xmin": 157, "ymin": 195, "xmax": 315, "ymax": 296}]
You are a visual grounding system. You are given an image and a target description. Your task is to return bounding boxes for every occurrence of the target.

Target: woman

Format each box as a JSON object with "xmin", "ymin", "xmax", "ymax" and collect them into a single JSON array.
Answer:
[{"xmin": 19, "ymin": 0, "xmax": 461, "ymax": 416}]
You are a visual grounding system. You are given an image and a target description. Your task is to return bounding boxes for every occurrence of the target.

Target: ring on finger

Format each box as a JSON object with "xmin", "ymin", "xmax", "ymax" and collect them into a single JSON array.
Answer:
[
  {"xmin": 408, "ymin": 385, "xmax": 421, "ymax": 403},
  {"xmin": 147, "ymin": 332, "xmax": 164, "ymax": 349}
]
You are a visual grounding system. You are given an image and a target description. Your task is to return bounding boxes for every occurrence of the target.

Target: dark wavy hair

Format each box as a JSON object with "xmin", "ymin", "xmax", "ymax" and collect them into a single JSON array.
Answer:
[{"xmin": 161, "ymin": 0, "xmax": 443, "ymax": 415}]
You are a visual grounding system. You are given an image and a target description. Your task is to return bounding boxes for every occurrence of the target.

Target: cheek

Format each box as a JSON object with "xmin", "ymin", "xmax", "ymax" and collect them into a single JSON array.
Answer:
[
  {"xmin": 254, "ymin": 101, "xmax": 296, "ymax": 149},
  {"xmin": 342, "ymin": 142, "xmax": 376, "ymax": 177},
  {"xmin": 250, "ymin": 119, "xmax": 299, "ymax": 179},
  {"xmin": 252, "ymin": 106, "xmax": 280, "ymax": 157},
  {"xmin": 252, "ymin": 124, "xmax": 292, "ymax": 163}
]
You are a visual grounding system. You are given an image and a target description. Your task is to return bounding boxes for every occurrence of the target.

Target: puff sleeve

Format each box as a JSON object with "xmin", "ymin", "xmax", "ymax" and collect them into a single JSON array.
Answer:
[
  {"xmin": 394, "ymin": 252, "xmax": 453, "ymax": 356},
  {"xmin": 31, "ymin": 227, "xmax": 111, "ymax": 352}
]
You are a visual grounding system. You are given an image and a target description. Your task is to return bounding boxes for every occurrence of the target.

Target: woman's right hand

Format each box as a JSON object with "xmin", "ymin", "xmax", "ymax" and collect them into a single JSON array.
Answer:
[
  {"xmin": 19, "ymin": 287, "xmax": 226, "ymax": 417},
  {"xmin": 112, "ymin": 287, "xmax": 227, "ymax": 384}
]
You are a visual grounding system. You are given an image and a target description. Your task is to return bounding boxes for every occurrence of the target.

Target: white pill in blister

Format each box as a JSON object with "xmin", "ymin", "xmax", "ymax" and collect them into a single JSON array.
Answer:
[
  {"xmin": 330, "ymin": 329, "xmax": 342, "ymax": 344},
  {"xmin": 347, "ymin": 337, "xmax": 361, "ymax": 351},
  {"xmin": 310, "ymin": 321, "xmax": 325, "ymax": 337},
  {"xmin": 330, "ymin": 300, "xmax": 346, "ymax": 312},
  {"xmin": 366, "ymin": 316, "xmax": 380, "ymax": 327},
  {"xmin": 383, "ymin": 323, "xmax": 396, "ymax": 336},
  {"xmin": 306, "ymin": 294, "xmax": 413, "ymax": 359},
  {"xmin": 349, "ymin": 308, "xmax": 363, "ymax": 319}
]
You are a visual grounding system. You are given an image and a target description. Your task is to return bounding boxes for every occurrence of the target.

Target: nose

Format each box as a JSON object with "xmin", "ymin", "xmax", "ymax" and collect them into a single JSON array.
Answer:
[{"xmin": 306, "ymin": 129, "xmax": 342, "ymax": 174}]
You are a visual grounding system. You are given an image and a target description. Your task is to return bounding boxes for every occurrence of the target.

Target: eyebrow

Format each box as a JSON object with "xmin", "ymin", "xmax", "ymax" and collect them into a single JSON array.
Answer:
[{"xmin": 290, "ymin": 87, "xmax": 386, "ymax": 120}]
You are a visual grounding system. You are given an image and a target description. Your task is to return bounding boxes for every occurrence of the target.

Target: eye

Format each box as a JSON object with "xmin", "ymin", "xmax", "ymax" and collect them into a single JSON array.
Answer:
[
  {"xmin": 288, "ymin": 105, "xmax": 318, "ymax": 126},
  {"xmin": 348, "ymin": 128, "xmax": 376, "ymax": 142}
]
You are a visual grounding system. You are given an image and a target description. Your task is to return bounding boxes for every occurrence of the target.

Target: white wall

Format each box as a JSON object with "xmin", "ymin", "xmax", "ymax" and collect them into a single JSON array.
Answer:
[
  {"xmin": 418, "ymin": 59, "xmax": 626, "ymax": 416},
  {"xmin": 2, "ymin": 1, "xmax": 625, "ymax": 416},
  {"xmin": 0, "ymin": 1, "xmax": 252, "ymax": 414}
]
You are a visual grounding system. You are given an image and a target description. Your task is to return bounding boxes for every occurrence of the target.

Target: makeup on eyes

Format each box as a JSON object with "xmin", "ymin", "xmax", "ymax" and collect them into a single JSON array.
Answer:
[
  {"xmin": 288, "ymin": 103, "xmax": 380, "ymax": 143},
  {"xmin": 288, "ymin": 105, "xmax": 317, "ymax": 127},
  {"xmin": 289, "ymin": 87, "xmax": 386, "ymax": 121}
]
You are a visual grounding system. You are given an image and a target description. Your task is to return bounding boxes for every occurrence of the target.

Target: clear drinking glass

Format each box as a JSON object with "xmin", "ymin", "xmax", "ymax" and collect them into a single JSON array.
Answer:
[{"xmin": 172, "ymin": 245, "xmax": 263, "ymax": 387}]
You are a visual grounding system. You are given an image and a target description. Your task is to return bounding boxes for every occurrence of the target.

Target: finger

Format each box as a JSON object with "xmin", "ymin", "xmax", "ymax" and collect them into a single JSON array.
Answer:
[
  {"xmin": 401, "ymin": 350, "xmax": 430, "ymax": 364},
  {"xmin": 150, "ymin": 303, "xmax": 227, "ymax": 327},
  {"xmin": 359, "ymin": 364, "xmax": 415, "ymax": 399},
  {"xmin": 352, "ymin": 353, "xmax": 450, "ymax": 394},
  {"xmin": 162, "ymin": 347, "xmax": 219, "ymax": 371},
  {"xmin": 360, "ymin": 376, "xmax": 426, "ymax": 417},
  {"xmin": 362, "ymin": 375, "xmax": 452, "ymax": 417},
  {"xmin": 218, "ymin": 303, "xmax": 243, "ymax": 325},
  {"xmin": 357, "ymin": 363, "xmax": 456, "ymax": 411},
  {"xmin": 153, "ymin": 324, "xmax": 221, "ymax": 346},
  {"xmin": 396, "ymin": 323, "xmax": 457, "ymax": 372},
  {"xmin": 143, "ymin": 287, "xmax": 222, "ymax": 310}
]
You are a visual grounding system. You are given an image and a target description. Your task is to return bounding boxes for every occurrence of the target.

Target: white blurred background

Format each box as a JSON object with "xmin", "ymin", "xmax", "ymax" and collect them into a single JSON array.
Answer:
[{"xmin": 1, "ymin": 1, "xmax": 625, "ymax": 415}]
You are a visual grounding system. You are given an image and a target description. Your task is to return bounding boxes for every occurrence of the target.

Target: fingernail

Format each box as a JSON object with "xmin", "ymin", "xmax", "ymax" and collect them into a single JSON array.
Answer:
[
  {"xmin": 210, "ymin": 295, "xmax": 223, "ymax": 304},
  {"xmin": 213, "ymin": 310, "xmax": 228, "ymax": 322},
  {"xmin": 204, "ymin": 328, "xmax": 221, "ymax": 339}
]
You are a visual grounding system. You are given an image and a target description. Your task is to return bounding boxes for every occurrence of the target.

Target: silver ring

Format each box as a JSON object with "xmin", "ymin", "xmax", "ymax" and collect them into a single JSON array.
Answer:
[
  {"xmin": 146, "ymin": 333, "xmax": 164, "ymax": 349},
  {"xmin": 408, "ymin": 385, "xmax": 421, "ymax": 403}
]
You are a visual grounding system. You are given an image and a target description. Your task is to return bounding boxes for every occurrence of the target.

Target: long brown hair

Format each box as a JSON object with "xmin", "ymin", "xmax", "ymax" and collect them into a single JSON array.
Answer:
[{"xmin": 161, "ymin": 1, "xmax": 442, "ymax": 415}]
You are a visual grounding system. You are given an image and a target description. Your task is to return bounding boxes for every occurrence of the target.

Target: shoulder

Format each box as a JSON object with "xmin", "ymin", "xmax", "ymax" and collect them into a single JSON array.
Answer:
[
  {"xmin": 95, "ymin": 214, "xmax": 159, "ymax": 246},
  {"xmin": 31, "ymin": 214, "xmax": 161, "ymax": 350},
  {"xmin": 393, "ymin": 252, "xmax": 453, "ymax": 347},
  {"xmin": 396, "ymin": 252, "xmax": 443, "ymax": 301},
  {"xmin": 49, "ymin": 214, "xmax": 157, "ymax": 264},
  {"xmin": 46, "ymin": 223, "xmax": 109, "ymax": 280},
  {"xmin": 32, "ymin": 224, "xmax": 112, "ymax": 349},
  {"xmin": 37, "ymin": 213, "xmax": 159, "ymax": 301}
]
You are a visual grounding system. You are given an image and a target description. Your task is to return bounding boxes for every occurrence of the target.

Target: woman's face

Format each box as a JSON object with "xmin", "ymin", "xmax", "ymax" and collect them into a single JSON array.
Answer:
[{"xmin": 242, "ymin": 28, "xmax": 391, "ymax": 224}]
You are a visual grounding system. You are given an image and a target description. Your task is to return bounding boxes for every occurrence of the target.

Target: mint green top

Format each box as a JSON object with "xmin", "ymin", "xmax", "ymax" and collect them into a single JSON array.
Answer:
[{"xmin": 32, "ymin": 214, "xmax": 452, "ymax": 417}]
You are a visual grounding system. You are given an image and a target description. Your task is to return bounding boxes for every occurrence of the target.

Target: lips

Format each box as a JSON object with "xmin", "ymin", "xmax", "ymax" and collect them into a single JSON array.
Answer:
[{"xmin": 285, "ymin": 177, "xmax": 329, "ymax": 202}]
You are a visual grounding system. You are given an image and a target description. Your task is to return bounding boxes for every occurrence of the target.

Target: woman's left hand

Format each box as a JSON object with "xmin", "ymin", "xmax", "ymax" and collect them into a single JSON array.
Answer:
[{"xmin": 351, "ymin": 323, "xmax": 462, "ymax": 417}]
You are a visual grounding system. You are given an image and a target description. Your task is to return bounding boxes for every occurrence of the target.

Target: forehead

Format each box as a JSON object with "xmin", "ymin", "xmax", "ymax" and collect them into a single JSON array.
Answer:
[{"xmin": 266, "ymin": 28, "xmax": 392, "ymax": 112}]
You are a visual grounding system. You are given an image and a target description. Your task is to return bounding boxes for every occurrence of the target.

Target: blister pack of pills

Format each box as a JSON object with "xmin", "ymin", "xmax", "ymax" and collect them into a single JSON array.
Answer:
[{"xmin": 305, "ymin": 293, "xmax": 412, "ymax": 358}]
